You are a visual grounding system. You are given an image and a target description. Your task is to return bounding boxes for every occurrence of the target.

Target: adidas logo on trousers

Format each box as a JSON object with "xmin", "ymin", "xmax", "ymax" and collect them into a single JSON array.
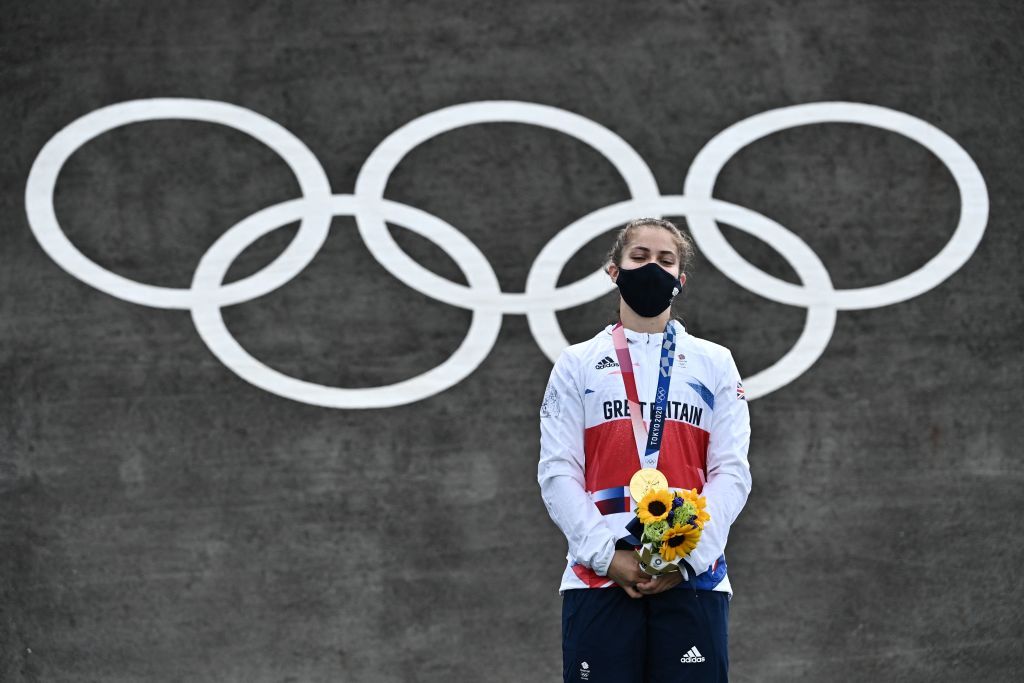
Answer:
[{"xmin": 680, "ymin": 646, "xmax": 705, "ymax": 663}]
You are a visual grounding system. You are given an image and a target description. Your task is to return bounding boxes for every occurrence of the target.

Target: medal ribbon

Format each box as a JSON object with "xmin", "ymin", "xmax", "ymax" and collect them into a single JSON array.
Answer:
[{"xmin": 610, "ymin": 319, "xmax": 677, "ymax": 470}]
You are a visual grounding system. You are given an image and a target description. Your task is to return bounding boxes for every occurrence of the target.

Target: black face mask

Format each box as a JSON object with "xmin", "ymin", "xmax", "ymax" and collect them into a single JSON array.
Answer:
[{"xmin": 614, "ymin": 262, "xmax": 681, "ymax": 318}]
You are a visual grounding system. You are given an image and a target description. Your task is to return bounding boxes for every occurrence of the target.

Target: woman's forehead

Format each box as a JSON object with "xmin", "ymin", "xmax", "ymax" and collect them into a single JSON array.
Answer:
[{"xmin": 625, "ymin": 227, "xmax": 676, "ymax": 252}]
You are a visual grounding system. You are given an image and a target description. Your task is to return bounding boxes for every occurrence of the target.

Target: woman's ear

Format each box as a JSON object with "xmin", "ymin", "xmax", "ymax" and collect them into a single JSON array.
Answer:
[
  {"xmin": 608, "ymin": 263, "xmax": 618, "ymax": 282},
  {"xmin": 679, "ymin": 272, "xmax": 687, "ymax": 287}
]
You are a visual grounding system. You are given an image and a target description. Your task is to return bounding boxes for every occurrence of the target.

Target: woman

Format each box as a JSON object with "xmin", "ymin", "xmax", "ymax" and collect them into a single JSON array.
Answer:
[{"xmin": 538, "ymin": 217, "xmax": 752, "ymax": 682}]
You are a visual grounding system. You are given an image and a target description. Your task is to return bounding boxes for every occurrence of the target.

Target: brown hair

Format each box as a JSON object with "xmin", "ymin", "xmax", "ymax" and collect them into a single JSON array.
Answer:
[{"xmin": 603, "ymin": 217, "xmax": 696, "ymax": 322}]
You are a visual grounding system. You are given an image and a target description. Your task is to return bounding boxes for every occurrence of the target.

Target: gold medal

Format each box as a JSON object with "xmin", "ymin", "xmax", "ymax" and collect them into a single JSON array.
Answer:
[{"xmin": 629, "ymin": 467, "xmax": 668, "ymax": 502}]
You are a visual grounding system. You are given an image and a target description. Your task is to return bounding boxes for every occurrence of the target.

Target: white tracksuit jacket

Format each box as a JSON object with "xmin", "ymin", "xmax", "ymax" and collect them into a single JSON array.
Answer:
[{"xmin": 538, "ymin": 318, "xmax": 752, "ymax": 596}]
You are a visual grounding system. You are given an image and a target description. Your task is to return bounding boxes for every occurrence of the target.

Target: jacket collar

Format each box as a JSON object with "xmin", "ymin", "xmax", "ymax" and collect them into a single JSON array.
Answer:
[{"xmin": 604, "ymin": 318, "xmax": 686, "ymax": 343}]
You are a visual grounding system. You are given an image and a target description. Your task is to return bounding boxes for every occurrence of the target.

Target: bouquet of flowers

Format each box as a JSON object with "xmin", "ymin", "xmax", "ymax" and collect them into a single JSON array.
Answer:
[{"xmin": 630, "ymin": 487, "xmax": 710, "ymax": 576}]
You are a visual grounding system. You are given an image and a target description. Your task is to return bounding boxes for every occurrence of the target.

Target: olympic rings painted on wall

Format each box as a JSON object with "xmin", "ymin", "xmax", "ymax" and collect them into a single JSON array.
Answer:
[{"xmin": 24, "ymin": 99, "xmax": 989, "ymax": 407}]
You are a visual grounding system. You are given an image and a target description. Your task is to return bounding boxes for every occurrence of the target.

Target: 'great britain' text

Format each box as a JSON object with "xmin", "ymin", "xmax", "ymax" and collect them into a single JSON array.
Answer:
[{"xmin": 602, "ymin": 400, "xmax": 703, "ymax": 427}]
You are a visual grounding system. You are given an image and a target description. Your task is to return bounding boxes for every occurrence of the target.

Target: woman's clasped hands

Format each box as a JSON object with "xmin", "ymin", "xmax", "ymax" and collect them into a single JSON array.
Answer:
[{"xmin": 606, "ymin": 549, "xmax": 684, "ymax": 598}]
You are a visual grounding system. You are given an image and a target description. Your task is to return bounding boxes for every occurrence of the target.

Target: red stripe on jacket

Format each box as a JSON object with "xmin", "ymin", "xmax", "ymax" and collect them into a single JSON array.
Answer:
[{"xmin": 583, "ymin": 419, "xmax": 710, "ymax": 494}]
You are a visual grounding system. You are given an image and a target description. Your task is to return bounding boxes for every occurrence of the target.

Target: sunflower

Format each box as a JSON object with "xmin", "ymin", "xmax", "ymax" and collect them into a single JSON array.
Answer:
[
  {"xmin": 636, "ymin": 488, "xmax": 674, "ymax": 524},
  {"xmin": 659, "ymin": 523, "xmax": 701, "ymax": 562},
  {"xmin": 679, "ymin": 488, "xmax": 711, "ymax": 527}
]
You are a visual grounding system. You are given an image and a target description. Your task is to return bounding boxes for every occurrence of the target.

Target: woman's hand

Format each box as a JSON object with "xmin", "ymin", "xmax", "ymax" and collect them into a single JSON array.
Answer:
[
  {"xmin": 635, "ymin": 570, "xmax": 683, "ymax": 595},
  {"xmin": 606, "ymin": 550, "xmax": 651, "ymax": 598}
]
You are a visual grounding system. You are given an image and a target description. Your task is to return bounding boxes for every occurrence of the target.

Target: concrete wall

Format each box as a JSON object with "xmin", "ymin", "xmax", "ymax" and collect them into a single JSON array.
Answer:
[{"xmin": 2, "ymin": 1, "xmax": 1022, "ymax": 680}]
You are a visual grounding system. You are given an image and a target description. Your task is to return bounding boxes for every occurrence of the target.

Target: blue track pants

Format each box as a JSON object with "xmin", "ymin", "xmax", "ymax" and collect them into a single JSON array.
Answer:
[{"xmin": 561, "ymin": 581, "xmax": 730, "ymax": 682}]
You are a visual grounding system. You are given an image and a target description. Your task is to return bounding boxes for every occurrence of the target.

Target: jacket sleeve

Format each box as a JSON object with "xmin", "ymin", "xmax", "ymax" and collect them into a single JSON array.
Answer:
[
  {"xmin": 537, "ymin": 349, "xmax": 618, "ymax": 576},
  {"xmin": 685, "ymin": 349, "xmax": 752, "ymax": 575}
]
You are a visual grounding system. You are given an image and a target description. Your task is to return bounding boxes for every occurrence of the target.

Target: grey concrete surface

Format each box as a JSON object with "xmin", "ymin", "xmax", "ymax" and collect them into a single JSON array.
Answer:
[{"xmin": 2, "ymin": 1, "xmax": 1023, "ymax": 681}]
